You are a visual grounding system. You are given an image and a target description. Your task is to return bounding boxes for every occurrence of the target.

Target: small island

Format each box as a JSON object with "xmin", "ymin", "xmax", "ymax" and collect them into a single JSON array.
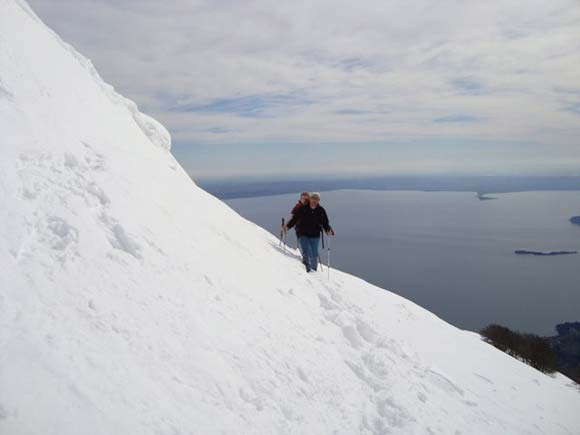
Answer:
[
  {"xmin": 476, "ymin": 192, "xmax": 497, "ymax": 201},
  {"xmin": 515, "ymin": 250, "xmax": 578, "ymax": 256},
  {"xmin": 571, "ymin": 216, "xmax": 580, "ymax": 226}
]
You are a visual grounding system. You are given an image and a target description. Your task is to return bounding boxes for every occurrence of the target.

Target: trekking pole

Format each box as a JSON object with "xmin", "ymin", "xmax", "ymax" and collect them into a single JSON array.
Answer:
[
  {"xmin": 327, "ymin": 233, "xmax": 331, "ymax": 280},
  {"xmin": 279, "ymin": 218, "xmax": 283, "ymax": 246},
  {"xmin": 283, "ymin": 218, "xmax": 288, "ymax": 253},
  {"xmin": 318, "ymin": 227, "xmax": 325, "ymax": 273},
  {"xmin": 280, "ymin": 218, "xmax": 286, "ymax": 253}
]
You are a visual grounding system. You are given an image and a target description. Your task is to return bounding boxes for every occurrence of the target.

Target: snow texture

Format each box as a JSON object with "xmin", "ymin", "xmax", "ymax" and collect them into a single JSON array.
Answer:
[{"xmin": 1, "ymin": 1, "xmax": 579, "ymax": 434}]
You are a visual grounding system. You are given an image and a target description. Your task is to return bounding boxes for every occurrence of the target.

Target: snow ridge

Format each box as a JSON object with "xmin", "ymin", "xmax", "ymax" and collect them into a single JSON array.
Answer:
[
  {"xmin": 5, "ymin": 0, "xmax": 171, "ymax": 151},
  {"xmin": 1, "ymin": 1, "xmax": 579, "ymax": 435}
]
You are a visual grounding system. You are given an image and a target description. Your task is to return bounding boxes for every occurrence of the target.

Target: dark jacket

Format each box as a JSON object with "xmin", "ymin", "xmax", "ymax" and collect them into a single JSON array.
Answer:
[
  {"xmin": 286, "ymin": 204, "xmax": 331, "ymax": 238},
  {"xmin": 290, "ymin": 201, "xmax": 306, "ymax": 237},
  {"xmin": 291, "ymin": 201, "xmax": 303, "ymax": 215}
]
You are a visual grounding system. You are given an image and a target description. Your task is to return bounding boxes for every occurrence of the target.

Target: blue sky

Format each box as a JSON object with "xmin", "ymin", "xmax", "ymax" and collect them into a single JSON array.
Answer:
[{"xmin": 28, "ymin": 0, "xmax": 580, "ymax": 179}]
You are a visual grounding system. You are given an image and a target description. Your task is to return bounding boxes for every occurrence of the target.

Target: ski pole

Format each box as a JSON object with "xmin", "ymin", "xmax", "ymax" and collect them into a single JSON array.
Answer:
[
  {"xmin": 279, "ymin": 218, "xmax": 284, "ymax": 246},
  {"xmin": 327, "ymin": 234, "xmax": 331, "ymax": 280},
  {"xmin": 282, "ymin": 218, "xmax": 287, "ymax": 253},
  {"xmin": 318, "ymin": 227, "xmax": 325, "ymax": 272},
  {"xmin": 280, "ymin": 217, "xmax": 286, "ymax": 252}
]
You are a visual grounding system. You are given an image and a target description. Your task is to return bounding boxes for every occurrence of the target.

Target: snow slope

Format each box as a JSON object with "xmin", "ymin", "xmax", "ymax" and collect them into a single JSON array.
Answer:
[{"xmin": 1, "ymin": 1, "xmax": 579, "ymax": 434}]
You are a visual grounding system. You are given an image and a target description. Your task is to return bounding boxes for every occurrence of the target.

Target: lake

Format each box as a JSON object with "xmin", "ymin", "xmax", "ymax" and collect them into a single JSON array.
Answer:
[{"xmin": 226, "ymin": 190, "xmax": 580, "ymax": 335}]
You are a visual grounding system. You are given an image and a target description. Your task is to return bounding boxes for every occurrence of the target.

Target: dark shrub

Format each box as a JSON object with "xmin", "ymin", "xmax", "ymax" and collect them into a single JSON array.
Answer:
[
  {"xmin": 556, "ymin": 322, "xmax": 580, "ymax": 337},
  {"xmin": 481, "ymin": 324, "xmax": 557, "ymax": 374},
  {"xmin": 526, "ymin": 335, "xmax": 556, "ymax": 372}
]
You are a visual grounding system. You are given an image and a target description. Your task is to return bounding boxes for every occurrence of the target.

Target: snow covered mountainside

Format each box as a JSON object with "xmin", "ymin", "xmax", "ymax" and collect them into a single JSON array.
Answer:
[{"xmin": 1, "ymin": 1, "xmax": 579, "ymax": 434}]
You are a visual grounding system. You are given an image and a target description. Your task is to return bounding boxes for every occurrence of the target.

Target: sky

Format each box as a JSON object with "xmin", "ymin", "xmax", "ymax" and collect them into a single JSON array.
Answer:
[{"xmin": 28, "ymin": 0, "xmax": 580, "ymax": 179}]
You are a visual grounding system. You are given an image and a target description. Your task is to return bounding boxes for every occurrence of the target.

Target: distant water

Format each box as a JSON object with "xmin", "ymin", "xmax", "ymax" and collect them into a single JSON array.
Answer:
[
  {"xmin": 199, "ymin": 175, "xmax": 580, "ymax": 199},
  {"xmin": 226, "ymin": 190, "xmax": 580, "ymax": 335}
]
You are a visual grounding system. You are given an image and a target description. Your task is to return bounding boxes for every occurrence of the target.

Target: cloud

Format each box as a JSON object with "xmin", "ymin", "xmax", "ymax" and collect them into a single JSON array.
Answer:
[
  {"xmin": 433, "ymin": 115, "xmax": 482, "ymax": 123},
  {"xmin": 334, "ymin": 109, "xmax": 372, "ymax": 116},
  {"xmin": 174, "ymin": 93, "xmax": 313, "ymax": 118},
  {"xmin": 27, "ymin": 0, "xmax": 580, "ymax": 176},
  {"xmin": 451, "ymin": 78, "xmax": 489, "ymax": 96}
]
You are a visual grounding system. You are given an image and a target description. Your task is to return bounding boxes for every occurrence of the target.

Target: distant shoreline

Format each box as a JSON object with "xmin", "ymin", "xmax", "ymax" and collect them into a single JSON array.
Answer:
[
  {"xmin": 515, "ymin": 250, "xmax": 578, "ymax": 256},
  {"xmin": 196, "ymin": 175, "xmax": 580, "ymax": 200}
]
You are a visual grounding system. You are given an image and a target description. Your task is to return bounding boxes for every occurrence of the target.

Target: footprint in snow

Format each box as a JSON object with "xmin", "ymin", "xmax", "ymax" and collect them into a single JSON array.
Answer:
[
  {"xmin": 101, "ymin": 217, "xmax": 141, "ymax": 259},
  {"xmin": 318, "ymin": 293, "xmax": 341, "ymax": 311},
  {"xmin": 375, "ymin": 396, "xmax": 412, "ymax": 428},
  {"xmin": 296, "ymin": 367, "xmax": 309, "ymax": 383},
  {"xmin": 45, "ymin": 216, "xmax": 79, "ymax": 251},
  {"xmin": 342, "ymin": 325, "xmax": 363, "ymax": 348},
  {"xmin": 355, "ymin": 317, "xmax": 377, "ymax": 344}
]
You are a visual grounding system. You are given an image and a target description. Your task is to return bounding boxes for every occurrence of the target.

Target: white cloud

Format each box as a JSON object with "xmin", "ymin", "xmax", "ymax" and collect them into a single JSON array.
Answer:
[{"xmin": 27, "ymin": 0, "xmax": 580, "ymax": 175}]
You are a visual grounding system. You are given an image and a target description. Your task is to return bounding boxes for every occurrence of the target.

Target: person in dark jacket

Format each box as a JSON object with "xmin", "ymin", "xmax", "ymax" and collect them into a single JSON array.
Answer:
[
  {"xmin": 284, "ymin": 192, "xmax": 334, "ymax": 272},
  {"xmin": 290, "ymin": 191, "xmax": 310, "ymax": 240}
]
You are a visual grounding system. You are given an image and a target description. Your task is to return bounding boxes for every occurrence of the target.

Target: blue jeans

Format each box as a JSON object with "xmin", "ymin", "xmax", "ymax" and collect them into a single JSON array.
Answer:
[{"xmin": 299, "ymin": 236, "xmax": 320, "ymax": 272}]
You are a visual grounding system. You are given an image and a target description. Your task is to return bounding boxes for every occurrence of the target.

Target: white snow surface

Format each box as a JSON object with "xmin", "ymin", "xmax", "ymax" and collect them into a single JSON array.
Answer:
[{"xmin": 1, "ymin": 1, "xmax": 579, "ymax": 434}]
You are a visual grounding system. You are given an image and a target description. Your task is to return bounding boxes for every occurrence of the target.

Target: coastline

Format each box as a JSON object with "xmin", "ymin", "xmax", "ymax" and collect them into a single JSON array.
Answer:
[{"xmin": 196, "ymin": 175, "xmax": 580, "ymax": 200}]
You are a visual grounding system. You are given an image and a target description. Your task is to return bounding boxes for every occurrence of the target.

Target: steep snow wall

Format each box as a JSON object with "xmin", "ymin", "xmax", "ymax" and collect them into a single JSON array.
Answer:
[
  {"xmin": 1, "ymin": 1, "xmax": 579, "ymax": 434},
  {"xmin": 0, "ymin": 0, "xmax": 170, "ymax": 152}
]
